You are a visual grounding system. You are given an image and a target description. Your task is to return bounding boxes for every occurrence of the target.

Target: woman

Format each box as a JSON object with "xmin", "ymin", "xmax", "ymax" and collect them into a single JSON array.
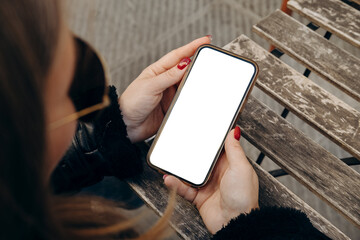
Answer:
[{"xmin": 0, "ymin": 0, "xmax": 329, "ymax": 239}]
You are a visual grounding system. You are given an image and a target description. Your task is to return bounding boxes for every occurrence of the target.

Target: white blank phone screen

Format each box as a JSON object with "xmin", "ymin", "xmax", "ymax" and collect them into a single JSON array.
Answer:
[{"xmin": 149, "ymin": 47, "xmax": 256, "ymax": 185}]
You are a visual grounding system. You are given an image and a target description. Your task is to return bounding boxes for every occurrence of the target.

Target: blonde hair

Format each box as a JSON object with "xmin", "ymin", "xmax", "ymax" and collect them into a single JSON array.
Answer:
[
  {"xmin": 53, "ymin": 190, "xmax": 176, "ymax": 239},
  {"xmin": 0, "ymin": 0, "xmax": 175, "ymax": 238}
]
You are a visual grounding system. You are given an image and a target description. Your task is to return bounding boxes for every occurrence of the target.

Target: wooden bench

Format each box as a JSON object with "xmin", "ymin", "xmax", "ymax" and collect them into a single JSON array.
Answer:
[
  {"xmin": 226, "ymin": 35, "xmax": 360, "ymax": 229},
  {"xmin": 253, "ymin": 9, "xmax": 360, "ymax": 102},
  {"xmin": 66, "ymin": 0, "xmax": 360, "ymax": 239},
  {"xmin": 126, "ymin": 1, "xmax": 360, "ymax": 238},
  {"xmin": 126, "ymin": 34, "xmax": 360, "ymax": 239},
  {"xmin": 228, "ymin": 34, "xmax": 360, "ymax": 162},
  {"xmin": 288, "ymin": 0, "xmax": 360, "ymax": 48},
  {"xmin": 127, "ymin": 95, "xmax": 353, "ymax": 239}
]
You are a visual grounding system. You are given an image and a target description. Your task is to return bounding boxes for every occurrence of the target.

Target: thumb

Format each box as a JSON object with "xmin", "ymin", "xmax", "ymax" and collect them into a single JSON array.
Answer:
[
  {"xmin": 164, "ymin": 175, "xmax": 198, "ymax": 204},
  {"xmin": 224, "ymin": 126, "xmax": 249, "ymax": 169},
  {"xmin": 151, "ymin": 57, "xmax": 191, "ymax": 93}
]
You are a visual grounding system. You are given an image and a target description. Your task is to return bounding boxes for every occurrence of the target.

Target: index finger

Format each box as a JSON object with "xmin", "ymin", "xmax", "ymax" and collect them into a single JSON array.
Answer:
[{"xmin": 148, "ymin": 36, "xmax": 211, "ymax": 75}]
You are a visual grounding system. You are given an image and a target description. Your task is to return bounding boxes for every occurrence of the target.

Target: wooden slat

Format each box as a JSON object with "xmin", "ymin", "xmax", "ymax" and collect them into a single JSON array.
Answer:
[
  {"xmin": 288, "ymin": 0, "xmax": 360, "ymax": 48},
  {"xmin": 250, "ymin": 161, "xmax": 349, "ymax": 240},
  {"xmin": 126, "ymin": 142, "xmax": 349, "ymax": 239},
  {"xmin": 237, "ymin": 96, "xmax": 360, "ymax": 228},
  {"xmin": 225, "ymin": 35, "xmax": 360, "ymax": 163},
  {"xmin": 225, "ymin": 35, "xmax": 360, "ymax": 227},
  {"xmin": 128, "ymin": 35, "xmax": 360, "ymax": 234},
  {"xmin": 253, "ymin": 10, "xmax": 360, "ymax": 102},
  {"xmin": 127, "ymin": 144, "xmax": 211, "ymax": 240}
]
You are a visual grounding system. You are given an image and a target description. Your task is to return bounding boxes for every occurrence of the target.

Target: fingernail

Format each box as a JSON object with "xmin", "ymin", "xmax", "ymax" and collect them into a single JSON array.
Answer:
[
  {"xmin": 206, "ymin": 35, "xmax": 212, "ymax": 42},
  {"xmin": 163, "ymin": 174, "xmax": 168, "ymax": 180},
  {"xmin": 177, "ymin": 57, "xmax": 191, "ymax": 70},
  {"xmin": 234, "ymin": 126, "xmax": 241, "ymax": 140}
]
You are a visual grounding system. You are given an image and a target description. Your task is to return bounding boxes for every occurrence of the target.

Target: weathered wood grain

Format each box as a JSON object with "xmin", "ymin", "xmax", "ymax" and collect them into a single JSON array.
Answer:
[
  {"xmin": 126, "ymin": 143, "xmax": 349, "ymax": 239},
  {"xmin": 288, "ymin": 0, "xmax": 360, "ymax": 48},
  {"xmin": 127, "ymin": 35, "xmax": 360, "ymax": 236},
  {"xmin": 126, "ymin": 144, "xmax": 211, "ymax": 240},
  {"xmin": 253, "ymin": 10, "xmax": 360, "ymax": 102},
  {"xmin": 250, "ymin": 161, "xmax": 349, "ymax": 240},
  {"xmin": 238, "ymin": 96, "xmax": 360, "ymax": 228},
  {"xmin": 225, "ymin": 35, "xmax": 360, "ymax": 163}
]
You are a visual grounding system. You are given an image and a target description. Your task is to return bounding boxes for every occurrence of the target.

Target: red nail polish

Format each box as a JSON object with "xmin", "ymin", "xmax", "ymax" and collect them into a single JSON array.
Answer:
[
  {"xmin": 177, "ymin": 57, "xmax": 191, "ymax": 70},
  {"xmin": 163, "ymin": 174, "xmax": 168, "ymax": 180},
  {"xmin": 234, "ymin": 126, "xmax": 241, "ymax": 140},
  {"xmin": 206, "ymin": 35, "xmax": 212, "ymax": 41}
]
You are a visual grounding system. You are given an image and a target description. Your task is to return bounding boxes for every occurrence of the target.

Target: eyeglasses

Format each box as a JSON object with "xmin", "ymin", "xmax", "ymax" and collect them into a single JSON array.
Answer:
[{"xmin": 49, "ymin": 36, "xmax": 111, "ymax": 130}]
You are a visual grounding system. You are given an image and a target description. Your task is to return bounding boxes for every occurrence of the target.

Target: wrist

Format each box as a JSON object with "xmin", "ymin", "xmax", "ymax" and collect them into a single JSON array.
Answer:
[
  {"xmin": 121, "ymin": 116, "xmax": 137, "ymax": 143},
  {"xmin": 220, "ymin": 202, "xmax": 260, "ymax": 231},
  {"xmin": 118, "ymin": 97, "xmax": 137, "ymax": 143},
  {"xmin": 125, "ymin": 127, "xmax": 137, "ymax": 143}
]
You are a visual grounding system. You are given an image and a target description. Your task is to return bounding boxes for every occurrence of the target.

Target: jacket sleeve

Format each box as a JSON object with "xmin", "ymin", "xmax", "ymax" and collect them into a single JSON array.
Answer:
[
  {"xmin": 50, "ymin": 86, "xmax": 142, "ymax": 194},
  {"xmin": 212, "ymin": 206, "xmax": 331, "ymax": 240}
]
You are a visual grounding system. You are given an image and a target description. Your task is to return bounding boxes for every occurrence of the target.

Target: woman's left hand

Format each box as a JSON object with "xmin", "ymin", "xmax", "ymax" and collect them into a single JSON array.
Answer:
[{"xmin": 119, "ymin": 36, "xmax": 211, "ymax": 143}]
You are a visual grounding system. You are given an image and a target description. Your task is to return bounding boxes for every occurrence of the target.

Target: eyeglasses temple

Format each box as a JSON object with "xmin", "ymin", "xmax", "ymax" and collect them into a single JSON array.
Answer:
[{"xmin": 48, "ymin": 95, "xmax": 110, "ymax": 130}]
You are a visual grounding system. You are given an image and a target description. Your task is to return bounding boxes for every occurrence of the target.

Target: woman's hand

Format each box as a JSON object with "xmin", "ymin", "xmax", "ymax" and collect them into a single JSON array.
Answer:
[
  {"xmin": 164, "ymin": 127, "xmax": 259, "ymax": 234},
  {"xmin": 119, "ymin": 36, "xmax": 211, "ymax": 143}
]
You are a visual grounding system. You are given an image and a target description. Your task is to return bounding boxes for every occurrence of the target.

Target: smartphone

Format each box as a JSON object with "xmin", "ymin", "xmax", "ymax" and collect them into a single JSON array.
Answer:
[{"xmin": 147, "ymin": 44, "xmax": 258, "ymax": 187}]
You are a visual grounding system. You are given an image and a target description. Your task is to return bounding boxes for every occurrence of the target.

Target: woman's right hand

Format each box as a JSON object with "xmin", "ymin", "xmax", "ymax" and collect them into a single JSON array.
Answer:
[{"xmin": 164, "ymin": 127, "xmax": 259, "ymax": 234}]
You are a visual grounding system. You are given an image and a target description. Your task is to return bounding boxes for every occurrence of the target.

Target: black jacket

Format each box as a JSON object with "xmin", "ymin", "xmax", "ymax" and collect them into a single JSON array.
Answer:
[
  {"xmin": 51, "ymin": 86, "xmax": 330, "ymax": 239},
  {"xmin": 51, "ymin": 86, "xmax": 142, "ymax": 193}
]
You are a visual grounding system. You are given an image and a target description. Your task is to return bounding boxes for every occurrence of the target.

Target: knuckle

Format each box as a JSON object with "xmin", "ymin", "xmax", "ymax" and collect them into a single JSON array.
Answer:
[
  {"xmin": 169, "ymin": 49, "xmax": 177, "ymax": 56},
  {"xmin": 145, "ymin": 61, "xmax": 164, "ymax": 76},
  {"xmin": 231, "ymin": 142, "xmax": 242, "ymax": 152},
  {"xmin": 226, "ymin": 139, "xmax": 242, "ymax": 152},
  {"xmin": 165, "ymin": 68, "xmax": 177, "ymax": 79},
  {"xmin": 141, "ymin": 66, "xmax": 151, "ymax": 74},
  {"xmin": 171, "ymin": 49, "xmax": 183, "ymax": 60}
]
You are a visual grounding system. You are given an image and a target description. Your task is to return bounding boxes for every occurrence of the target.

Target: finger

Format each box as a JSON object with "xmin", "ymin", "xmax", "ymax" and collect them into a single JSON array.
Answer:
[
  {"xmin": 224, "ymin": 127, "xmax": 250, "ymax": 169},
  {"xmin": 160, "ymin": 85, "xmax": 176, "ymax": 112},
  {"xmin": 150, "ymin": 58, "xmax": 190, "ymax": 93},
  {"xmin": 148, "ymin": 36, "xmax": 211, "ymax": 75},
  {"xmin": 164, "ymin": 175, "xmax": 198, "ymax": 203}
]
